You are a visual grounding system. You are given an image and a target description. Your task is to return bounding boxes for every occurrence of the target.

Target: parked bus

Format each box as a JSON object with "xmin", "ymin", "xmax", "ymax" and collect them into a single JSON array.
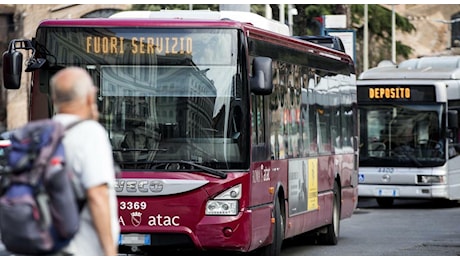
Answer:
[
  {"xmin": 2, "ymin": 10, "xmax": 358, "ymax": 255},
  {"xmin": 357, "ymin": 56, "xmax": 460, "ymax": 207}
]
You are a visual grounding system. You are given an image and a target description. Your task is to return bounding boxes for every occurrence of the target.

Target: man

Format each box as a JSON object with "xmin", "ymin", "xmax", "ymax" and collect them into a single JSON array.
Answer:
[{"xmin": 50, "ymin": 67, "xmax": 119, "ymax": 256}]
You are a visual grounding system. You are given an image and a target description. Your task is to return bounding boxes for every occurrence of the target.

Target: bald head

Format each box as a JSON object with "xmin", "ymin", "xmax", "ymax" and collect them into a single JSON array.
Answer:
[
  {"xmin": 50, "ymin": 67, "xmax": 94, "ymax": 104},
  {"xmin": 50, "ymin": 67, "xmax": 98, "ymax": 119}
]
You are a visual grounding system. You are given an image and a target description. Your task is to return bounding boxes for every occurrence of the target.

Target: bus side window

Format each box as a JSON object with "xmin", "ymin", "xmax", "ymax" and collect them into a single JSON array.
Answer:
[
  {"xmin": 252, "ymin": 95, "xmax": 268, "ymax": 161},
  {"xmin": 449, "ymin": 128, "xmax": 460, "ymax": 158}
]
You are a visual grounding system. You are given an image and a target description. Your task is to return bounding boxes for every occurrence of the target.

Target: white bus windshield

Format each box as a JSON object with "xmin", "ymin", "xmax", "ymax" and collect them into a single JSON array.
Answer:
[{"xmin": 359, "ymin": 104, "xmax": 446, "ymax": 167}]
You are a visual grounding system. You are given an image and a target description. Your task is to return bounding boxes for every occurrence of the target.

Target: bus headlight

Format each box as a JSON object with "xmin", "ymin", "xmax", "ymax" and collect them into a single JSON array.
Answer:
[
  {"xmin": 205, "ymin": 184, "xmax": 241, "ymax": 216},
  {"xmin": 417, "ymin": 175, "xmax": 445, "ymax": 184}
]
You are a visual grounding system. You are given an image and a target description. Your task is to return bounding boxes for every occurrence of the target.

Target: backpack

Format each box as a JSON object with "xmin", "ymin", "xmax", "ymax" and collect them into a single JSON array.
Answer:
[{"xmin": 0, "ymin": 119, "xmax": 86, "ymax": 255}]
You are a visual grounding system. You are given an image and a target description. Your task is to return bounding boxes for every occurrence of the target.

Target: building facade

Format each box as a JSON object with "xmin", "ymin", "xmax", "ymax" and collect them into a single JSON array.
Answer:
[{"xmin": 391, "ymin": 4, "xmax": 460, "ymax": 58}]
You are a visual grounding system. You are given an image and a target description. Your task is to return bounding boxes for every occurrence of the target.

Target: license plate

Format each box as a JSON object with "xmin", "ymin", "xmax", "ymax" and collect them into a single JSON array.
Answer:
[
  {"xmin": 377, "ymin": 188, "xmax": 399, "ymax": 197},
  {"xmin": 119, "ymin": 233, "xmax": 151, "ymax": 245}
]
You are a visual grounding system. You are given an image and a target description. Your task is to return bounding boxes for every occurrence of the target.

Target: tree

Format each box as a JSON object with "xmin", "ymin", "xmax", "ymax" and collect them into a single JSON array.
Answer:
[
  {"xmin": 289, "ymin": 4, "xmax": 415, "ymax": 74},
  {"xmin": 350, "ymin": 4, "xmax": 416, "ymax": 73},
  {"xmin": 292, "ymin": 5, "xmax": 339, "ymax": 36},
  {"xmin": 258, "ymin": 4, "xmax": 415, "ymax": 74}
]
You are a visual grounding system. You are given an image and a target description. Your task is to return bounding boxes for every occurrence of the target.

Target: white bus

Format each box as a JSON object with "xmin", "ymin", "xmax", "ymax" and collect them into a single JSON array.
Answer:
[{"xmin": 357, "ymin": 56, "xmax": 460, "ymax": 207}]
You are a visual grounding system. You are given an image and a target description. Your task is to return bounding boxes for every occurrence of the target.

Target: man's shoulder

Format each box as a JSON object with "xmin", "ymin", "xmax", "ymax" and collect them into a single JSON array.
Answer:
[
  {"xmin": 71, "ymin": 120, "xmax": 107, "ymax": 137},
  {"xmin": 53, "ymin": 115, "xmax": 101, "ymax": 129},
  {"xmin": 53, "ymin": 115, "xmax": 107, "ymax": 138}
]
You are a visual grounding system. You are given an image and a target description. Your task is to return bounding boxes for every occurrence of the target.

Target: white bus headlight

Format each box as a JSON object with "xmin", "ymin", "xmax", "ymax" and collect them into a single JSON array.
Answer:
[
  {"xmin": 418, "ymin": 175, "xmax": 445, "ymax": 184},
  {"xmin": 205, "ymin": 184, "xmax": 241, "ymax": 216},
  {"xmin": 206, "ymin": 201, "xmax": 238, "ymax": 215}
]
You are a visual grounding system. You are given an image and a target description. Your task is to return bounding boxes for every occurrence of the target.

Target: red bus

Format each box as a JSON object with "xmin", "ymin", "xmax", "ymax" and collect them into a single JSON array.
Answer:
[{"xmin": 2, "ymin": 10, "xmax": 358, "ymax": 255}]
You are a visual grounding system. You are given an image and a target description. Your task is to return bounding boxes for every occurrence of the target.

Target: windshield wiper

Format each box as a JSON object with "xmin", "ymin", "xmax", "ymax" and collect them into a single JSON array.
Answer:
[
  {"xmin": 158, "ymin": 160, "xmax": 227, "ymax": 179},
  {"xmin": 180, "ymin": 160, "xmax": 227, "ymax": 179}
]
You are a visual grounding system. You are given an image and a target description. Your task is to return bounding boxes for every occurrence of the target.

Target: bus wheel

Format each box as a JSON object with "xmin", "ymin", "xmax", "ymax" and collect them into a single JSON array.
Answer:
[
  {"xmin": 376, "ymin": 197, "xmax": 394, "ymax": 208},
  {"xmin": 262, "ymin": 198, "xmax": 284, "ymax": 256},
  {"xmin": 319, "ymin": 181, "xmax": 340, "ymax": 245}
]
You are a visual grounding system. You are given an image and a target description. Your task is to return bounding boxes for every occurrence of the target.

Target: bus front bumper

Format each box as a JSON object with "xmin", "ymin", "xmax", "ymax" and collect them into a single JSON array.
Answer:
[{"xmin": 358, "ymin": 184, "xmax": 449, "ymax": 199}]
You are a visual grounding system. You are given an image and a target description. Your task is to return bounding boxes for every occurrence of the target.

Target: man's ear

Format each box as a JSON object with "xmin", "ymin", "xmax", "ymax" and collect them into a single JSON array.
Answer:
[
  {"xmin": 87, "ymin": 90, "xmax": 99, "ymax": 120},
  {"xmin": 86, "ymin": 91, "xmax": 95, "ymax": 106}
]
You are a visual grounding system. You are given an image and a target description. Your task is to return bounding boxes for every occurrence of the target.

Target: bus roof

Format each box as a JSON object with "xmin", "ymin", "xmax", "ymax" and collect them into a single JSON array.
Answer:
[
  {"xmin": 359, "ymin": 56, "xmax": 460, "ymax": 81},
  {"xmin": 37, "ymin": 13, "xmax": 354, "ymax": 66},
  {"xmin": 110, "ymin": 10, "xmax": 290, "ymax": 36},
  {"xmin": 399, "ymin": 55, "xmax": 460, "ymax": 70}
]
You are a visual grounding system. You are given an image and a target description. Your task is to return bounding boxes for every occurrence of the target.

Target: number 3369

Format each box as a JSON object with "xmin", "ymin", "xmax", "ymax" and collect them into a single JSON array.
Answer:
[{"xmin": 119, "ymin": 201, "xmax": 147, "ymax": 210}]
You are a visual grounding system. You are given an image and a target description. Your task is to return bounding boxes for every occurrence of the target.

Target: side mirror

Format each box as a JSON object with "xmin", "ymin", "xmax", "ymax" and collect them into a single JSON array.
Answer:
[
  {"xmin": 2, "ymin": 48, "xmax": 23, "ymax": 89},
  {"xmin": 2, "ymin": 39, "xmax": 46, "ymax": 90},
  {"xmin": 250, "ymin": 57, "xmax": 273, "ymax": 95}
]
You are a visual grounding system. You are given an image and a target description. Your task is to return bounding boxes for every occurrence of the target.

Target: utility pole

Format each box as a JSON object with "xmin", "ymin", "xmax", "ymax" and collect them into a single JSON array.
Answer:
[
  {"xmin": 279, "ymin": 4, "xmax": 285, "ymax": 25},
  {"xmin": 265, "ymin": 4, "xmax": 272, "ymax": 19},
  {"xmin": 391, "ymin": 5, "xmax": 396, "ymax": 63},
  {"xmin": 288, "ymin": 4, "xmax": 298, "ymax": 36},
  {"xmin": 364, "ymin": 4, "xmax": 369, "ymax": 71}
]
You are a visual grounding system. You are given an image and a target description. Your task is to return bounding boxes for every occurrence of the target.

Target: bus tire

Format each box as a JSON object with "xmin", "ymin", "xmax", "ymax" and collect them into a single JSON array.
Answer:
[
  {"xmin": 376, "ymin": 197, "xmax": 394, "ymax": 208},
  {"xmin": 319, "ymin": 181, "xmax": 340, "ymax": 245},
  {"xmin": 262, "ymin": 198, "xmax": 284, "ymax": 256}
]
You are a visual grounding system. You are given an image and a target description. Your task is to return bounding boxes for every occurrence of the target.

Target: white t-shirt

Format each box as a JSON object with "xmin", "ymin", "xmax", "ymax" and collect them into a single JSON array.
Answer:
[{"xmin": 53, "ymin": 114, "xmax": 120, "ymax": 256}]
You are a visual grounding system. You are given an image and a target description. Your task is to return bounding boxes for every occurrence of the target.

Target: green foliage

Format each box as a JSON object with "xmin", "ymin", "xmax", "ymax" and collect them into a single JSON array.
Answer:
[
  {"xmin": 250, "ymin": 4, "xmax": 265, "ymax": 16},
  {"xmin": 294, "ymin": 5, "xmax": 335, "ymax": 35},
  {"xmin": 350, "ymin": 4, "xmax": 416, "ymax": 71},
  {"xmin": 351, "ymin": 4, "xmax": 415, "ymax": 34},
  {"xmin": 397, "ymin": 41, "xmax": 413, "ymax": 58}
]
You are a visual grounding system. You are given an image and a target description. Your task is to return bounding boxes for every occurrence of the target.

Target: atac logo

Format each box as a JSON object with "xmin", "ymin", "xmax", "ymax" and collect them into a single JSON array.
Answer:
[{"xmin": 131, "ymin": 211, "xmax": 142, "ymax": 227}]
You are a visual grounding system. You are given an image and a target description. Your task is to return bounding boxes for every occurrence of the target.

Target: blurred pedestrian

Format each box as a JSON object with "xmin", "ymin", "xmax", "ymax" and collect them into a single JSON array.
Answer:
[{"xmin": 50, "ymin": 67, "xmax": 119, "ymax": 256}]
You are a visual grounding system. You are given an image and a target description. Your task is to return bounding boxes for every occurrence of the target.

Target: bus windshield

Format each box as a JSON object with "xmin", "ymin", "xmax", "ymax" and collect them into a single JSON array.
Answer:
[
  {"xmin": 359, "ymin": 103, "xmax": 446, "ymax": 167},
  {"xmin": 101, "ymin": 64, "xmax": 242, "ymax": 170},
  {"xmin": 36, "ymin": 27, "xmax": 244, "ymax": 170}
]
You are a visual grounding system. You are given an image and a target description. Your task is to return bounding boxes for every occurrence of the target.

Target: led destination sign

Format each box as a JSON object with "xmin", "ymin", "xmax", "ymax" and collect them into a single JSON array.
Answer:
[
  {"xmin": 368, "ymin": 87, "xmax": 410, "ymax": 99},
  {"xmin": 40, "ymin": 27, "xmax": 234, "ymax": 65},
  {"xmin": 86, "ymin": 36, "xmax": 193, "ymax": 55},
  {"xmin": 357, "ymin": 85, "xmax": 436, "ymax": 102}
]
